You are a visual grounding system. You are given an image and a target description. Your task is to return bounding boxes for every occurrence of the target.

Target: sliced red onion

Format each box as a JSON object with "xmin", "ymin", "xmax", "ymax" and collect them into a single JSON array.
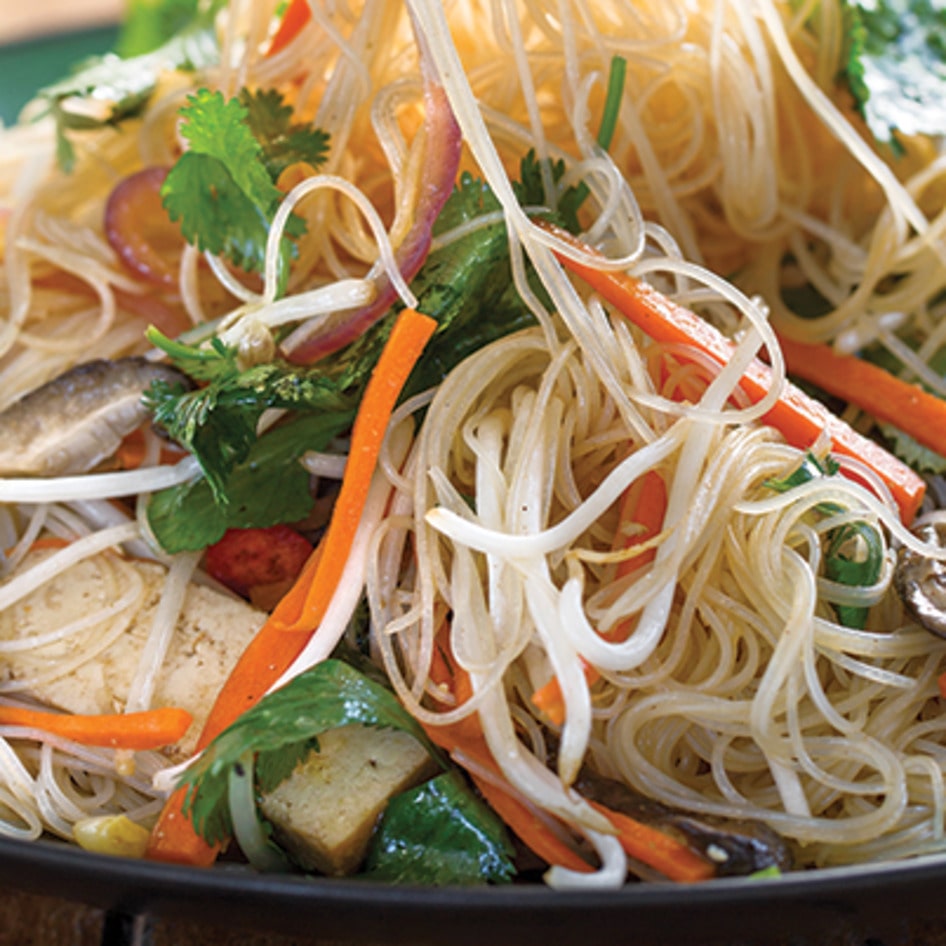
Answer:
[
  {"xmin": 105, "ymin": 166, "xmax": 179, "ymax": 289},
  {"xmin": 281, "ymin": 21, "xmax": 461, "ymax": 364}
]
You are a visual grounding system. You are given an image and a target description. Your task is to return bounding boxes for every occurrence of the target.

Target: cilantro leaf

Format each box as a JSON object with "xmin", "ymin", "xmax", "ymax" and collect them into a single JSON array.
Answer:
[
  {"xmin": 842, "ymin": 0, "xmax": 946, "ymax": 148},
  {"xmin": 878, "ymin": 423, "xmax": 946, "ymax": 474},
  {"xmin": 162, "ymin": 150, "xmax": 283, "ymax": 273},
  {"xmin": 766, "ymin": 451, "xmax": 882, "ymax": 629},
  {"xmin": 513, "ymin": 54, "xmax": 626, "ymax": 232},
  {"xmin": 146, "ymin": 409, "xmax": 353, "ymax": 551},
  {"xmin": 177, "ymin": 659, "xmax": 444, "ymax": 847},
  {"xmin": 161, "ymin": 88, "xmax": 322, "ymax": 289},
  {"xmin": 364, "ymin": 771, "xmax": 516, "ymax": 886},
  {"xmin": 145, "ymin": 327, "xmax": 352, "ymax": 504},
  {"xmin": 35, "ymin": 14, "xmax": 220, "ymax": 172},
  {"xmin": 161, "ymin": 89, "xmax": 302, "ymax": 282},
  {"xmin": 179, "ymin": 90, "xmax": 279, "ymax": 209},
  {"xmin": 514, "ymin": 150, "xmax": 583, "ymax": 233},
  {"xmin": 240, "ymin": 88, "xmax": 330, "ymax": 179}
]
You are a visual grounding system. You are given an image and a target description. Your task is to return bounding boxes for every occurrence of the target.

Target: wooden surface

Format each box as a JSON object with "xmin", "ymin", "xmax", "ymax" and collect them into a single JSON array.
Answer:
[
  {"xmin": 7, "ymin": 885, "xmax": 946, "ymax": 946},
  {"xmin": 0, "ymin": 888, "xmax": 353, "ymax": 946}
]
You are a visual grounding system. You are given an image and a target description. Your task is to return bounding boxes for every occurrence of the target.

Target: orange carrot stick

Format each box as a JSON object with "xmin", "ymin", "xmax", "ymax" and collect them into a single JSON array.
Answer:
[
  {"xmin": 266, "ymin": 0, "xmax": 312, "ymax": 57},
  {"xmin": 604, "ymin": 468, "xmax": 667, "ymax": 639},
  {"xmin": 429, "ymin": 626, "xmax": 711, "ymax": 881},
  {"xmin": 544, "ymin": 224, "xmax": 926, "ymax": 524},
  {"xmin": 0, "ymin": 705, "xmax": 192, "ymax": 751},
  {"xmin": 588, "ymin": 801, "xmax": 715, "ymax": 883},
  {"xmin": 531, "ymin": 469, "xmax": 667, "ymax": 725},
  {"xmin": 425, "ymin": 636, "xmax": 592, "ymax": 874},
  {"xmin": 147, "ymin": 308, "xmax": 437, "ymax": 865},
  {"xmin": 778, "ymin": 335, "xmax": 946, "ymax": 460},
  {"xmin": 272, "ymin": 308, "xmax": 437, "ymax": 633}
]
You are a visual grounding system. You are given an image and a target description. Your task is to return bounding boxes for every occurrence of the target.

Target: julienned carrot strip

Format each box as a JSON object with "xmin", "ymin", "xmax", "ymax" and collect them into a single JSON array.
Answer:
[
  {"xmin": 191, "ymin": 542, "xmax": 326, "ymax": 748},
  {"xmin": 430, "ymin": 628, "xmax": 710, "ymax": 881},
  {"xmin": 545, "ymin": 224, "xmax": 926, "ymax": 525},
  {"xmin": 605, "ymin": 468, "xmax": 667, "ymax": 639},
  {"xmin": 424, "ymin": 723, "xmax": 593, "ymax": 874},
  {"xmin": 0, "ymin": 705, "xmax": 192, "ymax": 751},
  {"xmin": 21, "ymin": 537, "xmax": 71, "ymax": 553},
  {"xmin": 778, "ymin": 336, "xmax": 946, "ymax": 460},
  {"xmin": 146, "ymin": 308, "xmax": 437, "ymax": 866},
  {"xmin": 114, "ymin": 429, "xmax": 186, "ymax": 470},
  {"xmin": 588, "ymin": 801, "xmax": 715, "ymax": 883},
  {"xmin": 273, "ymin": 307, "xmax": 437, "ymax": 632},
  {"xmin": 531, "ymin": 470, "xmax": 667, "ymax": 725},
  {"xmin": 425, "ymin": 636, "xmax": 592, "ymax": 874},
  {"xmin": 266, "ymin": 0, "xmax": 312, "ymax": 56}
]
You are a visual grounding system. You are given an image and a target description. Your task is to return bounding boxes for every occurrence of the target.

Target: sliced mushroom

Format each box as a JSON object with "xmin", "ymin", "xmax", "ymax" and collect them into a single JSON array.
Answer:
[
  {"xmin": 0, "ymin": 357, "xmax": 189, "ymax": 477},
  {"xmin": 576, "ymin": 769, "xmax": 794, "ymax": 877},
  {"xmin": 894, "ymin": 519, "xmax": 946, "ymax": 639}
]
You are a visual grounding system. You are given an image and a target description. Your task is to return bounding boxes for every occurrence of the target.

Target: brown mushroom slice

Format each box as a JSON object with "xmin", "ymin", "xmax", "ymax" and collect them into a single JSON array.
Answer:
[
  {"xmin": 575, "ymin": 769, "xmax": 794, "ymax": 878},
  {"xmin": 894, "ymin": 519, "xmax": 946, "ymax": 639},
  {"xmin": 0, "ymin": 357, "xmax": 188, "ymax": 477}
]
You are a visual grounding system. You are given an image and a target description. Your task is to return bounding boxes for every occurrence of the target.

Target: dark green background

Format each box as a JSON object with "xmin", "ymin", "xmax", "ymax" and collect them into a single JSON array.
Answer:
[{"xmin": 0, "ymin": 26, "xmax": 118, "ymax": 125}]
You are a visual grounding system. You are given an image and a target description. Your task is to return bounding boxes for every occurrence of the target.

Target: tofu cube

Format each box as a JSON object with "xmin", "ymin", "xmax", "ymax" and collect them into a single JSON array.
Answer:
[
  {"xmin": 0, "ymin": 549, "xmax": 266, "ymax": 759},
  {"xmin": 260, "ymin": 723, "xmax": 439, "ymax": 876}
]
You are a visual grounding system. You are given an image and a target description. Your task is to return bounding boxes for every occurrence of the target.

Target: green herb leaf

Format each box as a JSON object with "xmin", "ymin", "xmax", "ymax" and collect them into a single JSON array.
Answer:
[
  {"xmin": 824, "ymin": 517, "xmax": 885, "ymax": 629},
  {"xmin": 363, "ymin": 771, "xmax": 516, "ymax": 885},
  {"xmin": 240, "ymin": 88, "xmax": 330, "ymax": 179},
  {"xmin": 160, "ymin": 87, "xmax": 323, "ymax": 288},
  {"xmin": 764, "ymin": 450, "xmax": 839, "ymax": 493},
  {"xmin": 35, "ymin": 14, "xmax": 220, "ymax": 172},
  {"xmin": 842, "ymin": 0, "xmax": 946, "ymax": 148},
  {"xmin": 161, "ymin": 89, "xmax": 290, "ymax": 280},
  {"xmin": 765, "ymin": 451, "xmax": 882, "ymax": 629},
  {"xmin": 878, "ymin": 423, "xmax": 946, "ymax": 474},
  {"xmin": 513, "ymin": 54, "xmax": 626, "ymax": 231},
  {"xmin": 145, "ymin": 328, "xmax": 352, "ymax": 505},
  {"xmin": 146, "ymin": 409, "xmax": 352, "ymax": 552},
  {"xmin": 178, "ymin": 659, "xmax": 444, "ymax": 846}
]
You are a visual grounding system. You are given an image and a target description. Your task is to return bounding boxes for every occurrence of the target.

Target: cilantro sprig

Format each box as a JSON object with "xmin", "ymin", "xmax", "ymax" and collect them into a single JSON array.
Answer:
[
  {"xmin": 160, "ymin": 87, "xmax": 328, "ymax": 291},
  {"xmin": 515, "ymin": 54, "xmax": 626, "ymax": 232},
  {"xmin": 766, "ymin": 452, "xmax": 884, "ymax": 629},
  {"xmin": 147, "ymin": 407, "xmax": 353, "ymax": 552},
  {"xmin": 840, "ymin": 0, "xmax": 946, "ymax": 149},
  {"xmin": 144, "ymin": 327, "xmax": 352, "ymax": 505},
  {"xmin": 35, "ymin": 17, "xmax": 220, "ymax": 172}
]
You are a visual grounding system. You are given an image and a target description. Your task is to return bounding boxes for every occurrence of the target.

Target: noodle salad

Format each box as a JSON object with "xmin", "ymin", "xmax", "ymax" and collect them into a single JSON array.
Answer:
[{"xmin": 1, "ymin": 0, "xmax": 946, "ymax": 887}]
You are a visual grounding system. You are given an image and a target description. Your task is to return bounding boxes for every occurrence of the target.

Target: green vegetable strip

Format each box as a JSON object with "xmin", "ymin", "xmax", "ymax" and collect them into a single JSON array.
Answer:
[{"xmin": 765, "ymin": 452, "xmax": 884, "ymax": 629}]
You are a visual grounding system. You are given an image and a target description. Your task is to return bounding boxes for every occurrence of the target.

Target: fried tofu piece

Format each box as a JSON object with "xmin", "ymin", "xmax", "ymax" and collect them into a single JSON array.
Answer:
[
  {"xmin": 260, "ymin": 724, "xmax": 439, "ymax": 876},
  {"xmin": 0, "ymin": 549, "xmax": 265, "ymax": 758}
]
